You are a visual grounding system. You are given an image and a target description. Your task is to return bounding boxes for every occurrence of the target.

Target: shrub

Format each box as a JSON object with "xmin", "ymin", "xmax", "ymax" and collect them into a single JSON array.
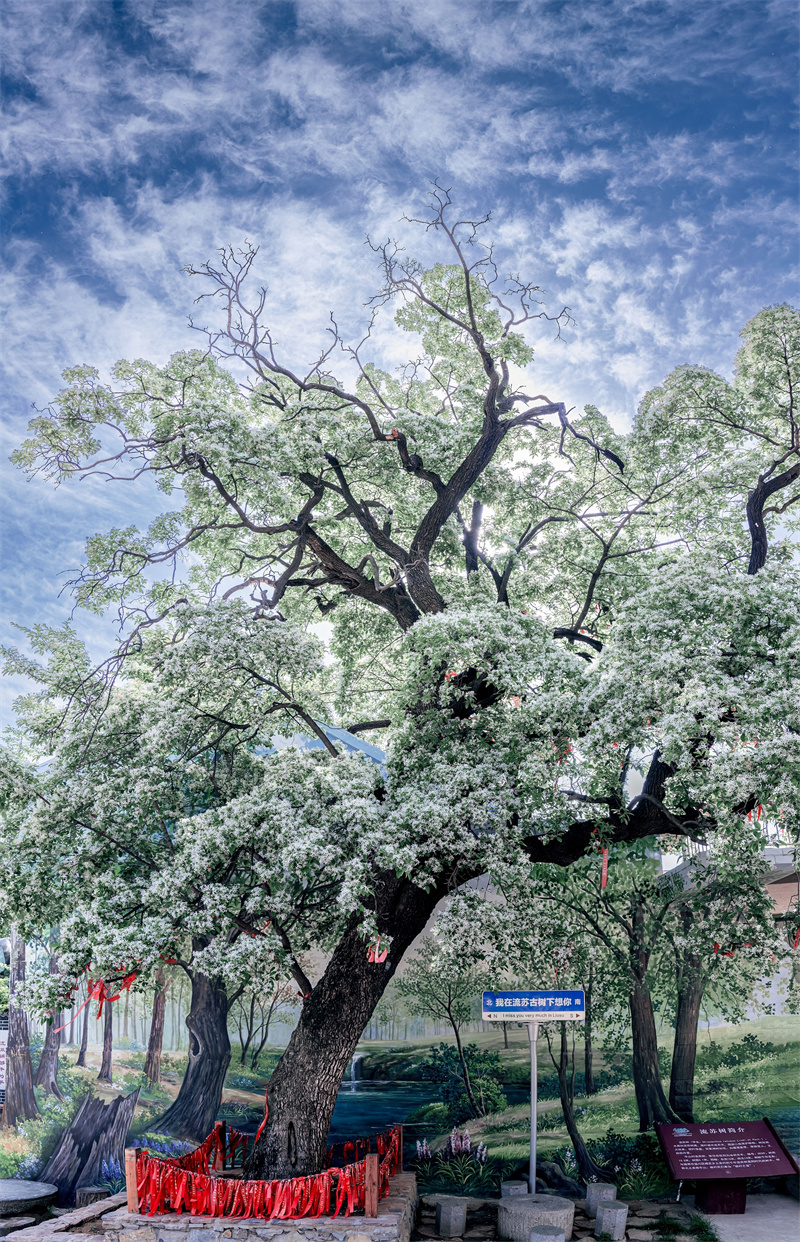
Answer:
[
  {"xmin": 580, "ymin": 1129, "xmax": 671, "ymax": 1196},
  {"xmin": 419, "ymin": 1044, "xmax": 506, "ymax": 1123}
]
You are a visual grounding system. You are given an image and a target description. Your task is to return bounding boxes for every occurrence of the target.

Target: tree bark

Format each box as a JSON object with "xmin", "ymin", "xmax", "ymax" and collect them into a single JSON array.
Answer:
[
  {"xmin": 669, "ymin": 946, "xmax": 704, "ymax": 1122},
  {"xmin": 41, "ymin": 1088, "xmax": 140, "ymax": 1206},
  {"xmin": 144, "ymin": 969, "xmax": 166, "ymax": 1085},
  {"xmin": 3, "ymin": 929, "xmax": 39, "ymax": 1127},
  {"xmin": 629, "ymin": 980, "xmax": 677, "ymax": 1129},
  {"xmin": 243, "ymin": 871, "xmax": 444, "ymax": 1180},
  {"xmin": 155, "ymin": 966, "xmax": 230, "ymax": 1141},
  {"xmin": 746, "ymin": 462, "xmax": 800, "ymax": 575},
  {"xmin": 122, "ymin": 988, "xmax": 130, "ymax": 1039},
  {"xmin": 76, "ymin": 998, "xmax": 89, "ymax": 1068},
  {"xmin": 97, "ymin": 1000, "xmax": 113, "ymax": 1085}
]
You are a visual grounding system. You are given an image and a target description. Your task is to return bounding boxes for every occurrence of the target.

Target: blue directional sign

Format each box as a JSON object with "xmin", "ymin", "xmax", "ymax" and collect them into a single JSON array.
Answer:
[{"xmin": 482, "ymin": 990, "xmax": 585, "ymax": 1021}]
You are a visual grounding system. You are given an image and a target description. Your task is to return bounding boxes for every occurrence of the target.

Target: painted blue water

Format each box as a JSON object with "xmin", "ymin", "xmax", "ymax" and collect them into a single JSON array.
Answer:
[
  {"xmin": 328, "ymin": 1080, "xmax": 530, "ymax": 1146},
  {"xmin": 226, "ymin": 1079, "xmax": 529, "ymax": 1153}
]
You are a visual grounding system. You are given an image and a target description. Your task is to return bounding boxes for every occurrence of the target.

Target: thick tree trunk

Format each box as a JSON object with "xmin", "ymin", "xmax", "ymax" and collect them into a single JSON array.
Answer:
[
  {"xmin": 144, "ymin": 970, "xmax": 167, "ymax": 1085},
  {"xmin": 669, "ymin": 949, "xmax": 704, "ymax": 1122},
  {"xmin": 76, "ymin": 1000, "xmax": 89, "ymax": 1068},
  {"xmin": 3, "ymin": 929, "xmax": 39, "ymax": 1127},
  {"xmin": 97, "ymin": 1001, "xmax": 113, "ymax": 1085},
  {"xmin": 155, "ymin": 968, "xmax": 230, "ymax": 1141},
  {"xmin": 584, "ymin": 964, "xmax": 596, "ymax": 1095},
  {"xmin": 244, "ymin": 872, "xmax": 443, "ymax": 1180},
  {"xmin": 502, "ymin": 1021, "xmax": 509, "ymax": 1049},
  {"xmin": 629, "ymin": 981, "xmax": 678, "ymax": 1130}
]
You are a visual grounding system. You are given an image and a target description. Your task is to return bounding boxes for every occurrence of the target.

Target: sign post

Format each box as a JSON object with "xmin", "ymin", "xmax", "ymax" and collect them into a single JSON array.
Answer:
[
  {"xmin": 483, "ymin": 990, "xmax": 585, "ymax": 1192},
  {"xmin": 0, "ymin": 1019, "xmax": 7, "ymax": 1122}
]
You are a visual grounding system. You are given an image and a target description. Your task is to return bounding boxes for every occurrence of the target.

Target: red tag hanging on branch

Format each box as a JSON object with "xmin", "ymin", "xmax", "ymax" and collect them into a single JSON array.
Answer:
[
  {"xmin": 366, "ymin": 935, "xmax": 389, "ymax": 964},
  {"xmin": 600, "ymin": 847, "xmax": 609, "ymax": 889}
]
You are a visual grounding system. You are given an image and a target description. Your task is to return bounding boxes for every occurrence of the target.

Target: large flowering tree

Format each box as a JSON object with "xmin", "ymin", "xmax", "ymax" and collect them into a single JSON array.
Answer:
[{"xmin": 1, "ymin": 193, "xmax": 798, "ymax": 1177}]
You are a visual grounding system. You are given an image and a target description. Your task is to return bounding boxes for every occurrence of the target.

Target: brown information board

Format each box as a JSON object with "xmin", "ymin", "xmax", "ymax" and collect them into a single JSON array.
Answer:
[{"xmin": 656, "ymin": 1119, "xmax": 799, "ymax": 1180}]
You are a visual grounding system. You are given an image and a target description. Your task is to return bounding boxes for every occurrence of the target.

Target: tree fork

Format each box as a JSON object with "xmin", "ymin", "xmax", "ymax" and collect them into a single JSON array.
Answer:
[{"xmin": 243, "ymin": 871, "xmax": 448, "ymax": 1180}]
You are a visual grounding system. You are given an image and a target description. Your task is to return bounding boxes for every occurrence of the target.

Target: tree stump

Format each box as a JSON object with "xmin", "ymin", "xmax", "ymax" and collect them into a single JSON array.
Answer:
[
  {"xmin": 75, "ymin": 1186, "xmax": 111, "ymax": 1207},
  {"xmin": 40, "ymin": 1088, "xmax": 140, "ymax": 1205},
  {"xmin": 497, "ymin": 1194, "xmax": 574, "ymax": 1242}
]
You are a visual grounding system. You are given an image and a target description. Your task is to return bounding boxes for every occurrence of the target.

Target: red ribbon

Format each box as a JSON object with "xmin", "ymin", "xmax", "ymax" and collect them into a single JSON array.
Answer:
[{"xmin": 134, "ymin": 1124, "xmax": 400, "ymax": 1220}]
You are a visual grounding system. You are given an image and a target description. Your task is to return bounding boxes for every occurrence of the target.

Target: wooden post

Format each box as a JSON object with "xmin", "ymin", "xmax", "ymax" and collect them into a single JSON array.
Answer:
[
  {"xmin": 124, "ymin": 1148, "xmax": 138, "ymax": 1215},
  {"xmin": 364, "ymin": 1152, "xmax": 379, "ymax": 1218},
  {"xmin": 212, "ymin": 1120, "xmax": 224, "ymax": 1171}
]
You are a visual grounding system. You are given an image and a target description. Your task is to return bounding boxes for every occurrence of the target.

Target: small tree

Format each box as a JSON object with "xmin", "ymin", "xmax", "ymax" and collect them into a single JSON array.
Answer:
[
  {"xmin": 397, "ymin": 938, "xmax": 487, "ymax": 1117},
  {"xmin": 3, "ymin": 929, "xmax": 39, "ymax": 1127}
]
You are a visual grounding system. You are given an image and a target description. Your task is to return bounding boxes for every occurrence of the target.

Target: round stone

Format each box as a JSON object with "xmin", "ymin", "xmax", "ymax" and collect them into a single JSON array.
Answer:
[
  {"xmin": 0, "ymin": 1180, "xmax": 59, "ymax": 1218},
  {"xmin": 497, "ymin": 1193, "xmax": 574, "ymax": 1242}
]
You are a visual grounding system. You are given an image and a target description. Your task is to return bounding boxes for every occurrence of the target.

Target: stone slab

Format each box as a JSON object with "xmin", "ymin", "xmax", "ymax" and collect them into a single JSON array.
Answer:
[
  {"xmin": 7, "ymin": 1195, "xmax": 128, "ymax": 1239},
  {"xmin": 0, "ymin": 1217, "xmax": 37, "ymax": 1238},
  {"xmin": 102, "ymin": 1176, "xmax": 416, "ymax": 1242},
  {"xmin": 0, "ymin": 1187, "xmax": 59, "ymax": 1220}
]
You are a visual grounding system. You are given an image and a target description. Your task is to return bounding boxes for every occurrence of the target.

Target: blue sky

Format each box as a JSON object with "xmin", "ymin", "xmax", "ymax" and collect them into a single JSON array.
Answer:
[{"xmin": 1, "ymin": 0, "xmax": 798, "ymax": 720}]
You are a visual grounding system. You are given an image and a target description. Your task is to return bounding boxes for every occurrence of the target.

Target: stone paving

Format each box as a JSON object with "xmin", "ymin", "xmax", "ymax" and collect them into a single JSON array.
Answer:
[{"xmin": 413, "ymin": 1195, "xmax": 700, "ymax": 1241}]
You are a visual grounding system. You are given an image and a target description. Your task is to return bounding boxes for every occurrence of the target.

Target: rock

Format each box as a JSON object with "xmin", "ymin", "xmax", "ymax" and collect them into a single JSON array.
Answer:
[
  {"xmin": 417, "ymin": 1229, "xmax": 438, "ymax": 1238},
  {"xmin": 627, "ymin": 1231, "xmax": 654, "ymax": 1241},
  {"xmin": 0, "ymin": 1217, "xmax": 37, "ymax": 1238},
  {"xmin": 436, "ymin": 1200, "xmax": 467, "ymax": 1237},
  {"xmin": 593, "ymin": 1202, "xmax": 627, "ymax": 1241},
  {"xmin": 0, "ymin": 1183, "xmax": 59, "ymax": 1219},
  {"xmin": 536, "ymin": 1163, "xmax": 583, "ymax": 1198},
  {"xmin": 500, "ymin": 1184, "xmax": 529, "ymax": 1199},
  {"xmin": 497, "ymin": 1195, "xmax": 574, "ymax": 1242},
  {"xmin": 584, "ymin": 1185, "xmax": 616, "ymax": 1220}
]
